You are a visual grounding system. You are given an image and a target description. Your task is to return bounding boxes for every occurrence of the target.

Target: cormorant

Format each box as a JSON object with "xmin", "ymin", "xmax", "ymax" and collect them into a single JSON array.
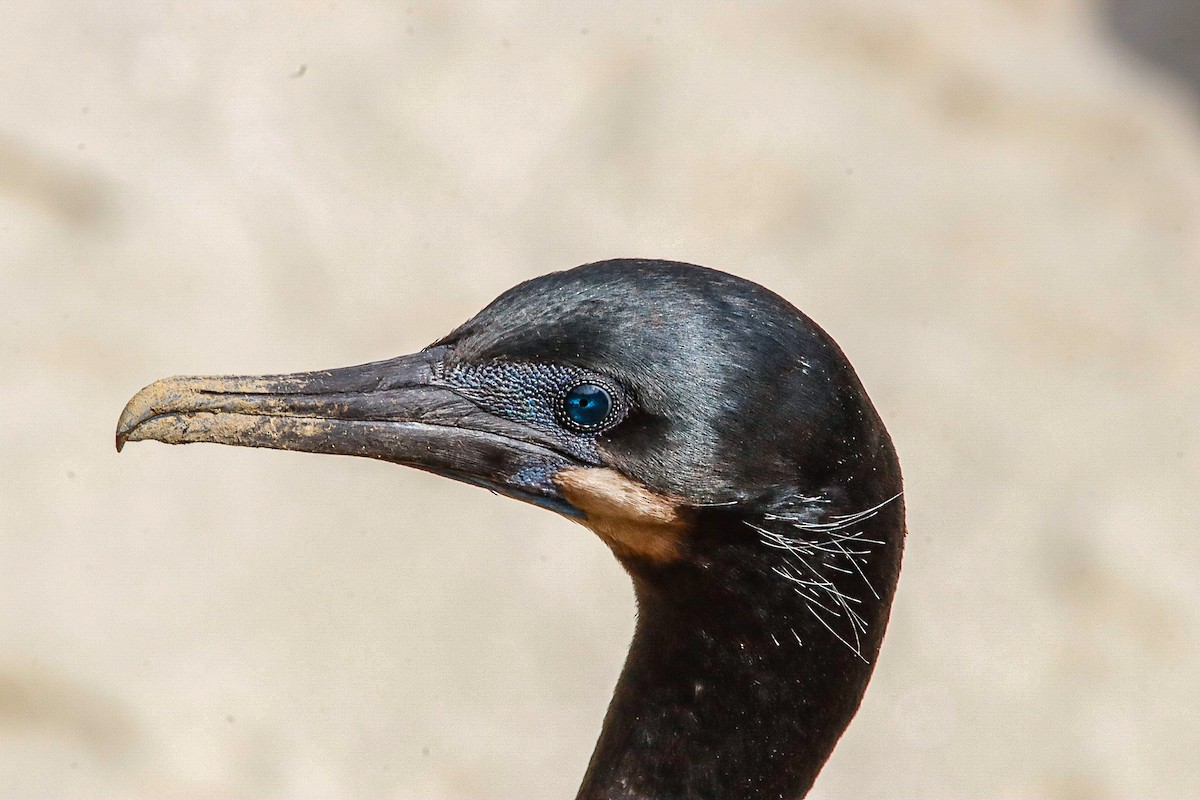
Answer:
[{"xmin": 116, "ymin": 259, "xmax": 905, "ymax": 800}]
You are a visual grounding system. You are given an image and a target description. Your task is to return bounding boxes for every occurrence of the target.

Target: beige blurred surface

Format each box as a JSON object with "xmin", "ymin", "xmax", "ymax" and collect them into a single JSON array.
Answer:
[{"xmin": 3, "ymin": 1, "xmax": 1199, "ymax": 798}]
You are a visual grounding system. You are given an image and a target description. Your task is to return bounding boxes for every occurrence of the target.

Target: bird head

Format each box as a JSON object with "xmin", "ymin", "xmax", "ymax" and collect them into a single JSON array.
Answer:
[
  {"xmin": 118, "ymin": 259, "xmax": 906, "ymax": 798},
  {"xmin": 117, "ymin": 259, "xmax": 897, "ymax": 573}
]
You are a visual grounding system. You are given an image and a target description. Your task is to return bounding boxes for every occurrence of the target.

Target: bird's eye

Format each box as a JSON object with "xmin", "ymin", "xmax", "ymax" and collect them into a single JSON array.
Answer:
[{"xmin": 561, "ymin": 383, "xmax": 614, "ymax": 431}]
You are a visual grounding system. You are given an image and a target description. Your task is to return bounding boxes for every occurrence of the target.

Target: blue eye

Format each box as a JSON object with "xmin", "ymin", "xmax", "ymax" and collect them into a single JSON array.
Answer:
[{"xmin": 562, "ymin": 383, "xmax": 614, "ymax": 431}]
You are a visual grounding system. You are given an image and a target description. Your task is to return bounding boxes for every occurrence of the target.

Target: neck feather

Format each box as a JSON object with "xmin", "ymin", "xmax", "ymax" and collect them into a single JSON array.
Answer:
[{"xmin": 575, "ymin": 497, "xmax": 903, "ymax": 800}]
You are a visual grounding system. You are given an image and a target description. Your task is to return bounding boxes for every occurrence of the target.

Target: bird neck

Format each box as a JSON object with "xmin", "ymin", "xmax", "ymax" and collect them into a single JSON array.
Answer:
[{"xmin": 575, "ymin": 504, "xmax": 902, "ymax": 800}]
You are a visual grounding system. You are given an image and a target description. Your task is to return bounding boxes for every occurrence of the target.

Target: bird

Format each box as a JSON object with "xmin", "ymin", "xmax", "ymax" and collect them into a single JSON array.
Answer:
[{"xmin": 116, "ymin": 258, "xmax": 905, "ymax": 800}]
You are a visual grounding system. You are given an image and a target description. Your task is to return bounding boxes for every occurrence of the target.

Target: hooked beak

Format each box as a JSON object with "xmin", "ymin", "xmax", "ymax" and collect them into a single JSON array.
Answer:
[{"xmin": 115, "ymin": 346, "xmax": 585, "ymax": 518}]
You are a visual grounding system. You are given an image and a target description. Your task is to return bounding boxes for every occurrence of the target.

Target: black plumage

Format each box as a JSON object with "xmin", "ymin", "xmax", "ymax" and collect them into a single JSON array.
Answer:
[{"xmin": 117, "ymin": 259, "xmax": 905, "ymax": 799}]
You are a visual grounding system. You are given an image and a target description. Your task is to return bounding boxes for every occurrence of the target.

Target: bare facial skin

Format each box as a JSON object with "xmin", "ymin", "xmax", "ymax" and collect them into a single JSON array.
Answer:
[{"xmin": 555, "ymin": 467, "xmax": 687, "ymax": 564}]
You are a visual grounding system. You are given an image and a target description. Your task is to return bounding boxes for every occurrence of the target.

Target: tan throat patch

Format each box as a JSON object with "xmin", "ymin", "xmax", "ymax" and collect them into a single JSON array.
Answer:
[{"xmin": 553, "ymin": 467, "xmax": 687, "ymax": 564}]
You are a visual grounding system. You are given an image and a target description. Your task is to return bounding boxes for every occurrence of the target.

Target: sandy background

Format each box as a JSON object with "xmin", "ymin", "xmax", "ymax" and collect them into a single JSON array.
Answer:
[{"xmin": 3, "ymin": 1, "xmax": 1199, "ymax": 798}]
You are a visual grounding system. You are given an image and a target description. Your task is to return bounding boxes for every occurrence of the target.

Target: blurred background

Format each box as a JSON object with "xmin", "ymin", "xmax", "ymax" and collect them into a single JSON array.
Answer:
[{"xmin": 3, "ymin": 1, "xmax": 1199, "ymax": 798}]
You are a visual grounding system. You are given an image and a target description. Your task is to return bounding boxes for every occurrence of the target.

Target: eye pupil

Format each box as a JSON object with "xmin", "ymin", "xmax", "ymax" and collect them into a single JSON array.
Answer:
[{"xmin": 563, "ymin": 383, "xmax": 613, "ymax": 429}]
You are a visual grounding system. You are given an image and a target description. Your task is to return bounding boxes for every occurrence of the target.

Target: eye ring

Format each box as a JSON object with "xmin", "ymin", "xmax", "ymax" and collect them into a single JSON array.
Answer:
[{"xmin": 558, "ymin": 381, "xmax": 620, "ymax": 433}]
